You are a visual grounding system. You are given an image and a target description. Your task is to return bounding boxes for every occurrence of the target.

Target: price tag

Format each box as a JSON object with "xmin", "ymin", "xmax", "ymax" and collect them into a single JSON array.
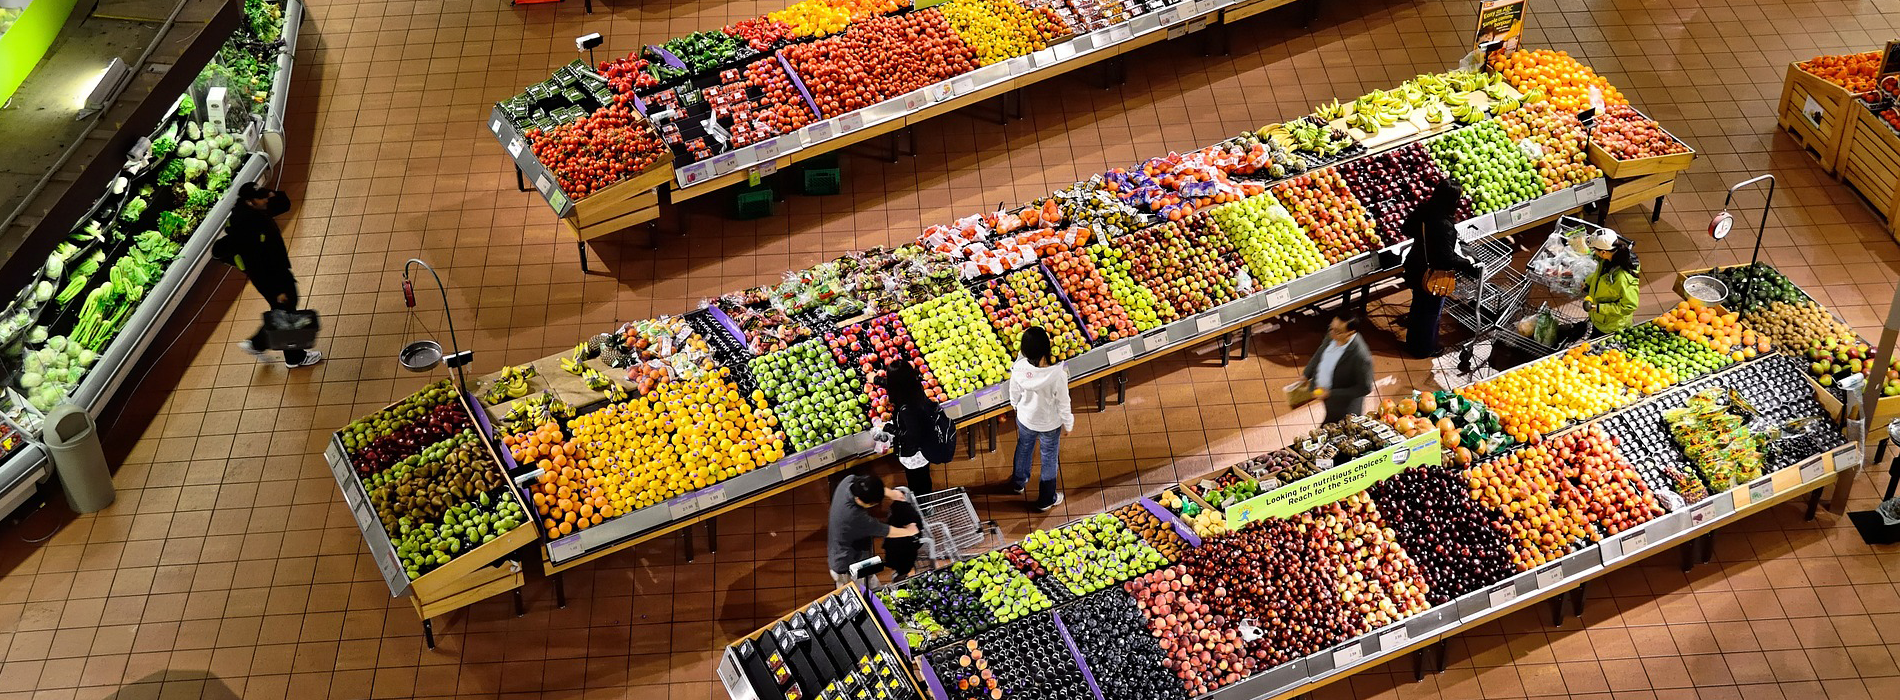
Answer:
[
  {"xmin": 1167, "ymin": 24, "xmax": 1189, "ymax": 40},
  {"xmin": 680, "ymin": 161, "xmax": 710, "ymax": 186},
  {"xmin": 1007, "ymin": 57, "xmax": 1030, "ymax": 76},
  {"xmin": 952, "ymin": 76, "xmax": 976, "ymax": 96},
  {"xmin": 806, "ymin": 120, "xmax": 835, "ymax": 142},
  {"xmin": 757, "ymin": 159, "xmax": 779, "ymax": 177},
  {"xmin": 978, "ymin": 389, "xmax": 1008, "ymax": 410},
  {"xmin": 1195, "ymin": 315, "xmax": 1221, "ymax": 334},
  {"xmin": 1106, "ymin": 344, "xmax": 1135, "ymax": 365},
  {"xmin": 1265, "ymin": 287, "xmax": 1292, "ymax": 308},
  {"xmin": 1110, "ymin": 24, "xmax": 1134, "ymax": 42},
  {"xmin": 1836, "ymin": 445, "xmax": 1861, "ymax": 470},
  {"xmin": 1056, "ymin": 40, "xmax": 1080, "ymax": 59},
  {"xmin": 533, "ymin": 174, "xmax": 552, "ymax": 194},
  {"xmin": 929, "ymin": 82, "xmax": 954, "ymax": 102},
  {"xmin": 702, "ymin": 486, "xmax": 732, "ymax": 510},
  {"xmin": 755, "ymin": 137, "xmax": 782, "ymax": 161},
  {"xmin": 782, "ymin": 456, "xmax": 813, "ymax": 478},
  {"xmin": 1535, "ymin": 565, "xmax": 1563, "ymax": 589},
  {"xmin": 1314, "ymin": 457, "xmax": 1335, "ymax": 470},
  {"xmin": 811, "ymin": 445, "xmax": 839, "ymax": 467},
  {"xmin": 507, "ymin": 137, "xmax": 526, "ymax": 157},
  {"xmin": 671, "ymin": 494, "xmax": 704, "ymax": 520},
  {"xmin": 1506, "ymin": 203, "xmax": 1531, "ymax": 226},
  {"xmin": 1620, "ymin": 527, "xmax": 1649, "ymax": 555},
  {"xmin": 1748, "ymin": 477, "xmax": 1775, "ymax": 503},
  {"xmin": 1379, "ymin": 627, "xmax": 1410, "ymax": 651},
  {"xmin": 490, "ymin": 119, "xmax": 502, "ymax": 134},
  {"xmin": 548, "ymin": 533, "xmax": 585, "ymax": 562},
  {"xmin": 710, "ymin": 151, "xmax": 739, "ymax": 175},
  {"xmin": 1331, "ymin": 644, "xmax": 1363, "ymax": 667},
  {"xmin": 839, "ymin": 112, "xmax": 865, "ymax": 133},
  {"xmin": 1688, "ymin": 499, "xmax": 1716, "ymax": 527},
  {"xmin": 1801, "ymin": 460, "xmax": 1827, "ymax": 483},
  {"xmin": 1033, "ymin": 47, "xmax": 1058, "ymax": 66},
  {"xmin": 1487, "ymin": 585, "xmax": 1518, "ymax": 608},
  {"xmin": 904, "ymin": 89, "xmax": 929, "ymax": 111},
  {"xmin": 1159, "ymin": 8, "xmax": 1180, "ymax": 24}
]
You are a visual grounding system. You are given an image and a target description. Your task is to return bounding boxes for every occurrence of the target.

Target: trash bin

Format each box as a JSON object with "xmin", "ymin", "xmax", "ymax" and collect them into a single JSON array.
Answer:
[{"xmin": 42, "ymin": 405, "xmax": 112, "ymax": 513}]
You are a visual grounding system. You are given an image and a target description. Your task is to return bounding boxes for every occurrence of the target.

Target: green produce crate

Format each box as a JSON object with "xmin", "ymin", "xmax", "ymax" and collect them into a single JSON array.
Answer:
[
  {"xmin": 800, "ymin": 154, "xmax": 841, "ymax": 196},
  {"xmin": 731, "ymin": 185, "xmax": 776, "ymax": 220}
]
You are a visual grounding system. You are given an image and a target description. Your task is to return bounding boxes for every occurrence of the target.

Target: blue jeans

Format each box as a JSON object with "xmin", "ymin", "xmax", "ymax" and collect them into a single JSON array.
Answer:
[{"xmin": 1011, "ymin": 426, "xmax": 1061, "ymax": 492}]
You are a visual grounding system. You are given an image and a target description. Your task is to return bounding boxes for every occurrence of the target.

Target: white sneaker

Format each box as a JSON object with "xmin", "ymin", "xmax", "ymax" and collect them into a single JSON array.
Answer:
[
  {"xmin": 286, "ymin": 350, "xmax": 322, "ymax": 368},
  {"xmin": 237, "ymin": 340, "xmax": 269, "ymax": 361}
]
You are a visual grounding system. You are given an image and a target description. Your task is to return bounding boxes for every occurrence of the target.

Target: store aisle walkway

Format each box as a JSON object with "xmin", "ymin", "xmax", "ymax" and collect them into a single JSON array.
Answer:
[{"xmin": 0, "ymin": 0, "xmax": 1895, "ymax": 699}]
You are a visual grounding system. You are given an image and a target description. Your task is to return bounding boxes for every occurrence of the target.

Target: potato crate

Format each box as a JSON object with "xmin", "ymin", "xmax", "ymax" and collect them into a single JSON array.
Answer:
[
  {"xmin": 1777, "ymin": 61, "xmax": 1863, "ymax": 175},
  {"xmin": 1839, "ymin": 106, "xmax": 1900, "ymax": 241}
]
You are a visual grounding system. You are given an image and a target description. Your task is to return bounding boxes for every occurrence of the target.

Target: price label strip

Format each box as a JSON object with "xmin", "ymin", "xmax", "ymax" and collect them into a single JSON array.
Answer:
[
  {"xmin": 1330, "ymin": 643, "xmax": 1363, "ymax": 668},
  {"xmin": 1688, "ymin": 499, "xmax": 1717, "ymax": 527},
  {"xmin": 1196, "ymin": 315, "xmax": 1222, "ymax": 334},
  {"xmin": 1379, "ymin": 626, "xmax": 1410, "ymax": 652},
  {"xmin": 839, "ymin": 112, "xmax": 865, "ymax": 133},
  {"xmin": 1106, "ymin": 343, "xmax": 1135, "ymax": 365},
  {"xmin": 1265, "ymin": 286, "xmax": 1292, "ymax": 308},
  {"xmin": 1535, "ymin": 564, "xmax": 1563, "ymax": 589},
  {"xmin": 1487, "ymin": 584, "xmax": 1518, "ymax": 609}
]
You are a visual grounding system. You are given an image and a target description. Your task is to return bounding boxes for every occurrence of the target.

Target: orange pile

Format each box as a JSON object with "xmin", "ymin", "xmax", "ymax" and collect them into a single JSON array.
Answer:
[
  {"xmin": 1654, "ymin": 299, "xmax": 1771, "ymax": 360},
  {"xmin": 1798, "ymin": 51, "xmax": 1879, "ymax": 93},
  {"xmin": 504, "ymin": 422, "xmax": 619, "ymax": 537},
  {"xmin": 1491, "ymin": 49, "xmax": 1628, "ymax": 114},
  {"xmin": 1457, "ymin": 344, "xmax": 1669, "ymax": 441},
  {"xmin": 1463, "ymin": 442, "xmax": 1596, "ymax": 570}
]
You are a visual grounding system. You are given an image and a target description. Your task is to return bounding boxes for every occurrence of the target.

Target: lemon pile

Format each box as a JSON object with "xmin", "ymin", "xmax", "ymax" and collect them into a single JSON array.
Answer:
[
  {"xmin": 568, "ymin": 369, "xmax": 786, "ymax": 511},
  {"xmin": 939, "ymin": 0, "xmax": 1067, "ymax": 66}
]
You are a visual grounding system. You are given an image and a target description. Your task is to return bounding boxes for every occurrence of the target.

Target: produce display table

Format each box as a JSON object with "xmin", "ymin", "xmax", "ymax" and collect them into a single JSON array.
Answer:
[
  {"xmin": 0, "ymin": 0, "xmax": 304, "ymax": 519},
  {"xmin": 721, "ymin": 342, "xmax": 1858, "ymax": 700}
]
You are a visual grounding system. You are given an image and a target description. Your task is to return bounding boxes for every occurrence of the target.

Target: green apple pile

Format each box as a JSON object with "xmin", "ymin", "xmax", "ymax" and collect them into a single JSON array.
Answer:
[
  {"xmin": 953, "ymin": 550, "xmax": 1052, "ymax": 624},
  {"xmin": 393, "ymin": 491, "xmax": 527, "ymax": 579},
  {"xmin": 1614, "ymin": 324, "xmax": 1733, "ymax": 381},
  {"xmin": 977, "ymin": 269, "xmax": 1089, "ymax": 360},
  {"xmin": 898, "ymin": 289, "xmax": 1012, "ymax": 398},
  {"xmin": 1085, "ymin": 243, "xmax": 1174, "ymax": 329},
  {"xmin": 749, "ymin": 340, "xmax": 868, "ymax": 451},
  {"xmin": 1211, "ymin": 192, "xmax": 1328, "ymax": 288},
  {"xmin": 1020, "ymin": 514, "xmax": 1167, "ymax": 596},
  {"xmin": 1425, "ymin": 121, "xmax": 1544, "ymax": 213}
]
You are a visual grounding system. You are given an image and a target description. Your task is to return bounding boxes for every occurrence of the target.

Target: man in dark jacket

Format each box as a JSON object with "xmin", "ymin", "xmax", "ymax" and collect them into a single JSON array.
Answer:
[
  {"xmin": 225, "ymin": 183, "xmax": 320, "ymax": 367},
  {"xmin": 1304, "ymin": 314, "xmax": 1374, "ymax": 424}
]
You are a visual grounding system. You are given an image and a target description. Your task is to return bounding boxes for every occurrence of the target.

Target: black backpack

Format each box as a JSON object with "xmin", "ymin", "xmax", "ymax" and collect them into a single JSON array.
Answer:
[{"xmin": 912, "ymin": 405, "xmax": 957, "ymax": 464}]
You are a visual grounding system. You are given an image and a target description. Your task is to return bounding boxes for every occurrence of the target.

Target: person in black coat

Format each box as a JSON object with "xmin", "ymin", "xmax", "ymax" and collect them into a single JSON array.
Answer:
[
  {"xmin": 877, "ymin": 360, "xmax": 948, "ymax": 496},
  {"xmin": 1304, "ymin": 314, "xmax": 1374, "ymax": 425},
  {"xmin": 221, "ymin": 182, "xmax": 320, "ymax": 367},
  {"xmin": 1400, "ymin": 181, "xmax": 1480, "ymax": 358}
]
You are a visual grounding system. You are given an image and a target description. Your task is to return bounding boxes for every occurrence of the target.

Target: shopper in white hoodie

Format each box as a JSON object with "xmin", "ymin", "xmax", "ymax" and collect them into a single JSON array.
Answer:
[{"xmin": 1006, "ymin": 327, "xmax": 1073, "ymax": 512}]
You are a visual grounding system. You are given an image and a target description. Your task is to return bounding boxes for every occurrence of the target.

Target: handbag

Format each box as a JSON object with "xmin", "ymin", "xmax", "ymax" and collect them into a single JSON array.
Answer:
[
  {"xmin": 1283, "ymin": 380, "xmax": 1316, "ymax": 409},
  {"xmin": 261, "ymin": 308, "xmax": 321, "ymax": 351},
  {"xmin": 1420, "ymin": 225, "xmax": 1460, "ymax": 296}
]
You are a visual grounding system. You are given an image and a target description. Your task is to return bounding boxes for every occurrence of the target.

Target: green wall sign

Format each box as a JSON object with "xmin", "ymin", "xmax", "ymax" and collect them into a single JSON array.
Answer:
[
  {"xmin": 0, "ymin": 0, "xmax": 79, "ymax": 106},
  {"xmin": 1224, "ymin": 431, "xmax": 1442, "ymax": 529}
]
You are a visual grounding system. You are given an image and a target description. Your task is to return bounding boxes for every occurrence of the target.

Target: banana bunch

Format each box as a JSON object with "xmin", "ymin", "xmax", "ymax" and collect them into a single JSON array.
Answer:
[
  {"xmin": 1314, "ymin": 99, "xmax": 1346, "ymax": 122},
  {"xmin": 1452, "ymin": 103, "xmax": 1486, "ymax": 124},
  {"xmin": 1491, "ymin": 97, "xmax": 1522, "ymax": 115},
  {"xmin": 579, "ymin": 368, "xmax": 628, "ymax": 403},
  {"xmin": 480, "ymin": 364, "xmax": 537, "ymax": 404},
  {"xmin": 499, "ymin": 392, "xmax": 570, "ymax": 435},
  {"xmin": 1482, "ymin": 81, "xmax": 1514, "ymax": 102},
  {"xmin": 560, "ymin": 357, "xmax": 585, "ymax": 375},
  {"xmin": 1256, "ymin": 123, "xmax": 1298, "ymax": 151},
  {"xmin": 1521, "ymin": 89, "xmax": 1547, "ymax": 104}
]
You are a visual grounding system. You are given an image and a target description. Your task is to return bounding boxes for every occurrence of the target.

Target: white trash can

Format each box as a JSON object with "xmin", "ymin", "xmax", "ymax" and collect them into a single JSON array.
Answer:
[{"xmin": 42, "ymin": 405, "xmax": 113, "ymax": 513}]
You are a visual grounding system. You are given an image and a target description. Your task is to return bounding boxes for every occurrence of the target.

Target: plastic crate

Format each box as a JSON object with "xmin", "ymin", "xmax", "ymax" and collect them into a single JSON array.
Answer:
[
  {"xmin": 731, "ymin": 185, "xmax": 775, "ymax": 219},
  {"xmin": 801, "ymin": 154, "xmax": 842, "ymax": 196}
]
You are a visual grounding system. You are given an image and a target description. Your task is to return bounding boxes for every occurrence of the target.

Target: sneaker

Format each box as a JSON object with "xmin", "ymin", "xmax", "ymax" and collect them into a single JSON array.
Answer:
[
  {"xmin": 286, "ymin": 350, "xmax": 323, "ymax": 368},
  {"xmin": 237, "ymin": 340, "xmax": 269, "ymax": 361},
  {"xmin": 1007, "ymin": 481, "xmax": 1026, "ymax": 495},
  {"xmin": 1033, "ymin": 492, "xmax": 1064, "ymax": 513}
]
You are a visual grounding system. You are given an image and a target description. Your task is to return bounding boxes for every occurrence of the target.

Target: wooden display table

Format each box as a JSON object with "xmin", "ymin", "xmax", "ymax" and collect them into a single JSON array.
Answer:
[
  {"xmin": 1590, "ymin": 116, "xmax": 1696, "ymax": 222},
  {"xmin": 1778, "ymin": 61, "xmax": 1861, "ymax": 174}
]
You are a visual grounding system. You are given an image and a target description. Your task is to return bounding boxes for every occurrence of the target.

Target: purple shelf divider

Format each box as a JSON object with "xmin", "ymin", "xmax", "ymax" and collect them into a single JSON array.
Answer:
[
  {"xmin": 776, "ymin": 53, "xmax": 827, "ymax": 122},
  {"xmin": 630, "ymin": 93, "xmax": 648, "ymax": 116},
  {"xmin": 705, "ymin": 305, "xmax": 750, "ymax": 351},
  {"xmin": 1037, "ymin": 260, "xmax": 1100, "ymax": 345},
  {"xmin": 649, "ymin": 45, "xmax": 689, "ymax": 71},
  {"xmin": 917, "ymin": 655, "xmax": 952, "ymax": 700},
  {"xmin": 864, "ymin": 583, "xmax": 914, "ymax": 658},
  {"xmin": 1051, "ymin": 611, "xmax": 1108, "ymax": 700},
  {"xmin": 1139, "ymin": 496, "xmax": 1202, "ymax": 548}
]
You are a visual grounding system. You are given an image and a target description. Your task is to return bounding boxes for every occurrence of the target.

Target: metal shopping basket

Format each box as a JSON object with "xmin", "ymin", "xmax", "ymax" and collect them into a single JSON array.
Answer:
[
  {"xmin": 903, "ymin": 486, "xmax": 999, "ymax": 568},
  {"xmin": 1441, "ymin": 237, "xmax": 1530, "ymax": 373}
]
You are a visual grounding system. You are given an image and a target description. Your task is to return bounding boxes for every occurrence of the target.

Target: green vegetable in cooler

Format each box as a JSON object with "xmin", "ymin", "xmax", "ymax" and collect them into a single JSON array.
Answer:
[
  {"xmin": 186, "ymin": 121, "xmax": 201, "ymax": 141},
  {"xmin": 178, "ymin": 140, "xmax": 196, "ymax": 158},
  {"xmin": 149, "ymin": 137, "xmax": 175, "ymax": 162},
  {"xmin": 26, "ymin": 326, "xmax": 46, "ymax": 345},
  {"xmin": 120, "ymin": 196, "xmax": 149, "ymax": 221},
  {"xmin": 157, "ymin": 210, "xmax": 192, "ymax": 239},
  {"xmin": 207, "ymin": 169, "xmax": 233, "ymax": 193},
  {"xmin": 177, "ymin": 95, "xmax": 194, "ymax": 116},
  {"xmin": 32, "ymin": 282, "xmax": 53, "ymax": 303},
  {"xmin": 183, "ymin": 158, "xmax": 207, "ymax": 182},
  {"xmin": 111, "ymin": 177, "xmax": 129, "ymax": 195},
  {"xmin": 17, "ymin": 372, "xmax": 41, "ymax": 390}
]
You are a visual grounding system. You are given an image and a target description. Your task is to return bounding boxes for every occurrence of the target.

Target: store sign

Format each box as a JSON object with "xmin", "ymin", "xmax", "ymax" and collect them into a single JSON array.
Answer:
[
  {"xmin": 1225, "ymin": 432, "xmax": 1441, "ymax": 528},
  {"xmin": 1880, "ymin": 39, "xmax": 1900, "ymax": 82},
  {"xmin": 1474, "ymin": 0, "xmax": 1528, "ymax": 54}
]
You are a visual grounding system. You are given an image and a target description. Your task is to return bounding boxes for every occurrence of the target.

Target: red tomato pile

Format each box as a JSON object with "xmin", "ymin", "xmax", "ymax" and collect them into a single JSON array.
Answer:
[
  {"xmin": 1271, "ymin": 169, "xmax": 1382, "ymax": 264},
  {"xmin": 780, "ymin": 9, "xmax": 978, "ymax": 118},
  {"xmin": 745, "ymin": 57, "xmax": 819, "ymax": 138},
  {"xmin": 723, "ymin": 18, "xmax": 793, "ymax": 51},
  {"xmin": 598, "ymin": 52, "xmax": 662, "ymax": 92},
  {"xmin": 1589, "ymin": 105, "xmax": 1689, "ymax": 160},
  {"xmin": 526, "ymin": 103, "xmax": 667, "ymax": 198}
]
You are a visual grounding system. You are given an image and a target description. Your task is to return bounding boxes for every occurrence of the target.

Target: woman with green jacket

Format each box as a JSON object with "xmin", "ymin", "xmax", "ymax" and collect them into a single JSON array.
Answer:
[{"xmin": 1582, "ymin": 232, "xmax": 1640, "ymax": 334}]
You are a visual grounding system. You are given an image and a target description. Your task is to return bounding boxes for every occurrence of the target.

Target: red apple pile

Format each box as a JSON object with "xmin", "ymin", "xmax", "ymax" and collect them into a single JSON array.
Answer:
[
  {"xmin": 1272, "ymin": 169, "xmax": 1382, "ymax": 264},
  {"xmin": 1336, "ymin": 142, "xmax": 1469, "ymax": 243},
  {"xmin": 1546, "ymin": 425, "xmax": 1665, "ymax": 537},
  {"xmin": 780, "ymin": 9, "xmax": 979, "ymax": 119},
  {"xmin": 1176, "ymin": 519, "xmax": 1354, "ymax": 668},
  {"xmin": 1589, "ymin": 105, "xmax": 1689, "ymax": 160},
  {"xmin": 824, "ymin": 313, "xmax": 946, "ymax": 422},
  {"xmin": 976, "ymin": 268, "xmax": 1091, "ymax": 360},
  {"xmin": 1306, "ymin": 494, "xmax": 1434, "ymax": 633},
  {"xmin": 1045, "ymin": 249, "xmax": 1139, "ymax": 342},
  {"xmin": 1112, "ymin": 216, "xmax": 1245, "ymax": 318},
  {"xmin": 1126, "ymin": 565, "xmax": 1256, "ymax": 696}
]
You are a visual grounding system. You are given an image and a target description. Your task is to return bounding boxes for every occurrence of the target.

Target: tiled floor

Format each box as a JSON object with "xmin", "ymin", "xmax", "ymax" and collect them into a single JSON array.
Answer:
[{"xmin": 0, "ymin": 0, "xmax": 1897, "ymax": 698}]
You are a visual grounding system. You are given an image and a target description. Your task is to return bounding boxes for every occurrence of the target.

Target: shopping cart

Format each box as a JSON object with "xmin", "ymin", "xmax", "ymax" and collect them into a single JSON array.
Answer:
[
  {"xmin": 1443, "ymin": 237, "xmax": 1531, "ymax": 372},
  {"xmin": 1498, "ymin": 217, "xmax": 1630, "ymax": 356},
  {"xmin": 902, "ymin": 486, "xmax": 1000, "ymax": 568}
]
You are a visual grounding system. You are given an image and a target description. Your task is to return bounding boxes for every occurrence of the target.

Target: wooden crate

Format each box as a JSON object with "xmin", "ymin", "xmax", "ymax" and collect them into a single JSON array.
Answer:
[
  {"xmin": 561, "ymin": 200, "xmax": 660, "ymax": 242},
  {"xmin": 1588, "ymin": 136, "xmax": 1696, "ymax": 179},
  {"xmin": 1777, "ymin": 61, "xmax": 1861, "ymax": 174},
  {"xmin": 1605, "ymin": 171, "xmax": 1677, "ymax": 213},
  {"xmin": 403, "ymin": 393, "xmax": 539, "ymax": 607},
  {"xmin": 1839, "ymin": 106, "xmax": 1900, "ymax": 240},
  {"xmin": 411, "ymin": 560, "xmax": 525, "ymax": 620}
]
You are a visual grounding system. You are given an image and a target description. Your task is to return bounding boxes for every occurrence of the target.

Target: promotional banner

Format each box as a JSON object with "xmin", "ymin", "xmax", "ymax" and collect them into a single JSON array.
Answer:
[
  {"xmin": 1475, "ymin": 0, "xmax": 1528, "ymax": 54},
  {"xmin": 1225, "ymin": 431, "xmax": 1441, "ymax": 529}
]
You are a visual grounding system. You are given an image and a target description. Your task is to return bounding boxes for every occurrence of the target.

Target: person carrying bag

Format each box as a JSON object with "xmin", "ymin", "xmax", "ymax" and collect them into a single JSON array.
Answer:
[
  {"xmin": 876, "ymin": 360, "xmax": 955, "ymax": 496},
  {"xmin": 214, "ymin": 183, "xmax": 323, "ymax": 368}
]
